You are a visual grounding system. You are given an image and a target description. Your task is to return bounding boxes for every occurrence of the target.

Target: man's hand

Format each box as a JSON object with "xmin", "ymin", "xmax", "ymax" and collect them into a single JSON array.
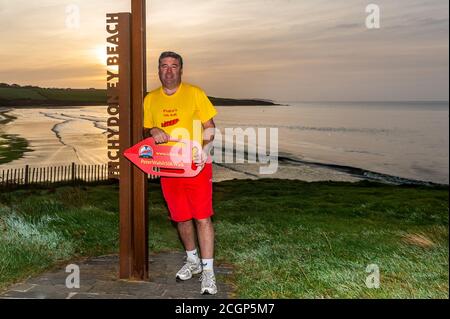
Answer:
[
  {"xmin": 192, "ymin": 119, "xmax": 216, "ymax": 167},
  {"xmin": 193, "ymin": 147, "xmax": 209, "ymax": 167},
  {"xmin": 150, "ymin": 127, "xmax": 171, "ymax": 144}
]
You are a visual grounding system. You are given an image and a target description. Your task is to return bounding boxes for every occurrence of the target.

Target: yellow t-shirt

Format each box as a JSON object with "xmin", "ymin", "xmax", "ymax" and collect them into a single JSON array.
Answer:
[{"xmin": 143, "ymin": 82, "xmax": 217, "ymax": 147}]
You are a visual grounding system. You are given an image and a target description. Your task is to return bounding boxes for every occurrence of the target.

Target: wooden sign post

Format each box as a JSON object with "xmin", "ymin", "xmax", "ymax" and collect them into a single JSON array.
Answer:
[{"xmin": 106, "ymin": 0, "xmax": 148, "ymax": 281}]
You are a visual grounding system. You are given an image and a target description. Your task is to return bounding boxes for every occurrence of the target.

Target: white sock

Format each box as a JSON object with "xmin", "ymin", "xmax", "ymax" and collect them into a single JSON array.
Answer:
[
  {"xmin": 201, "ymin": 259, "xmax": 214, "ymax": 272},
  {"xmin": 186, "ymin": 249, "xmax": 199, "ymax": 262}
]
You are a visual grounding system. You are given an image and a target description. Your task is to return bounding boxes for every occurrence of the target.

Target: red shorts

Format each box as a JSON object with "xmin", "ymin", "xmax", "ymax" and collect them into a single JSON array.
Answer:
[{"xmin": 160, "ymin": 163, "xmax": 214, "ymax": 222}]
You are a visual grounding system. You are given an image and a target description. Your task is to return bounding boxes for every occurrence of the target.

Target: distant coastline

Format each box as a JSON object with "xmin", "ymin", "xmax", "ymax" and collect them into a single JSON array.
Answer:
[{"xmin": 0, "ymin": 83, "xmax": 278, "ymax": 107}]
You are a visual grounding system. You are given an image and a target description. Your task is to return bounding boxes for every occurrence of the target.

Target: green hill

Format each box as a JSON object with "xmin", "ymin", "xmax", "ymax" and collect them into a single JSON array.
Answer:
[
  {"xmin": 0, "ymin": 85, "xmax": 106, "ymax": 106},
  {"xmin": 0, "ymin": 87, "xmax": 48, "ymax": 101},
  {"xmin": 0, "ymin": 84, "xmax": 277, "ymax": 107}
]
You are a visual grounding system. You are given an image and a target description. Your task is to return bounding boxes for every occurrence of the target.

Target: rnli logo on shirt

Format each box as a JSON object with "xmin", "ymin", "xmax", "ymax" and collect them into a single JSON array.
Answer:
[
  {"xmin": 161, "ymin": 118, "xmax": 180, "ymax": 127},
  {"xmin": 139, "ymin": 145, "xmax": 153, "ymax": 159}
]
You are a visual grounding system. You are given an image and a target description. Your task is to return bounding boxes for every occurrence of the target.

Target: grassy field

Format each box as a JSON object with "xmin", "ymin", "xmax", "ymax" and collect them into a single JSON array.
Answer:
[
  {"xmin": 0, "ymin": 87, "xmax": 106, "ymax": 105},
  {"xmin": 0, "ymin": 88, "xmax": 47, "ymax": 101},
  {"xmin": 0, "ymin": 179, "xmax": 448, "ymax": 298},
  {"xmin": 0, "ymin": 85, "xmax": 276, "ymax": 106},
  {"xmin": 35, "ymin": 88, "xmax": 106, "ymax": 103}
]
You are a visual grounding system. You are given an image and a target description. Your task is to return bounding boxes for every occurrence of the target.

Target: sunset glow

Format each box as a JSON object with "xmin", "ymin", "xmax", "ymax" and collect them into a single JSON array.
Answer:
[{"xmin": 0, "ymin": 0, "xmax": 448, "ymax": 101}]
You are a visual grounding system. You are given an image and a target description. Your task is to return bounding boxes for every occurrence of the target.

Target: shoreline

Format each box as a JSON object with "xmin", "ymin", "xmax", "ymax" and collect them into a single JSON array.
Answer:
[
  {"xmin": 0, "ymin": 99, "xmax": 280, "ymax": 107},
  {"xmin": 0, "ymin": 109, "xmax": 14, "ymax": 124},
  {"xmin": 276, "ymin": 154, "xmax": 446, "ymax": 186}
]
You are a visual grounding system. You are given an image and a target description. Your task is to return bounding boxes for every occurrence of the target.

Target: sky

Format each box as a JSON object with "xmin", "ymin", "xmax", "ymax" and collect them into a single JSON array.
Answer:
[{"xmin": 0, "ymin": 0, "xmax": 448, "ymax": 102}]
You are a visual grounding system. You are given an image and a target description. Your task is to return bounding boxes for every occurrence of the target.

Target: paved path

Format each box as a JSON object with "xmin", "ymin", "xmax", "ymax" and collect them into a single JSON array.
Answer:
[{"xmin": 0, "ymin": 252, "xmax": 234, "ymax": 299}]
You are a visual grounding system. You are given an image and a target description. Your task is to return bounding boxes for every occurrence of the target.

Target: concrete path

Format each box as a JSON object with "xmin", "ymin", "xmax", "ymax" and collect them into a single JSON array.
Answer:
[{"xmin": 0, "ymin": 252, "xmax": 234, "ymax": 299}]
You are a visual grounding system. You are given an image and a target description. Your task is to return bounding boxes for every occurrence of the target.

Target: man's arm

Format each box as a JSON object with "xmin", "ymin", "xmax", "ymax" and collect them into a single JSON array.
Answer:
[
  {"xmin": 194, "ymin": 118, "xmax": 216, "ymax": 165},
  {"xmin": 202, "ymin": 118, "xmax": 216, "ymax": 151},
  {"xmin": 143, "ymin": 127, "xmax": 171, "ymax": 144},
  {"xmin": 143, "ymin": 128, "xmax": 152, "ymax": 138}
]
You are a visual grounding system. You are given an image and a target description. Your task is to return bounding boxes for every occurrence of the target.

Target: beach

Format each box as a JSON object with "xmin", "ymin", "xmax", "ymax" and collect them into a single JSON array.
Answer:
[{"xmin": 0, "ymin": 102, "xmax": 448, "ymax": 185}]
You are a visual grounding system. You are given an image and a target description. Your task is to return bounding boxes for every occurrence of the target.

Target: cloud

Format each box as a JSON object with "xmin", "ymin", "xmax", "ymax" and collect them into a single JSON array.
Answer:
[
  {"xmin": 334, "ymin": 23, "xmax": 361, "ymax": 29},
  {"xmin": 0, "ymin": 0, "xmax": 448, "ymax": 101}
]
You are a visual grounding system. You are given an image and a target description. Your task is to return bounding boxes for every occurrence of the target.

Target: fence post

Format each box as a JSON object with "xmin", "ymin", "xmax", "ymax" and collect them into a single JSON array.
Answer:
[
  {"xmin": 71, "ymin": 162, "xmax": 76, "ymax": 183},
  {"xmin": 24, "ymin": 165, "xmax": 29, "ymax": 185}
]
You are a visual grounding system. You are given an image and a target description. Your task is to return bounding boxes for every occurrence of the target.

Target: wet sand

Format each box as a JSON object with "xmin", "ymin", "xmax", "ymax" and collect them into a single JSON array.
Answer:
[{"xmin": 0, "ymin": 107, "xmax": 106, "ymax": 167}]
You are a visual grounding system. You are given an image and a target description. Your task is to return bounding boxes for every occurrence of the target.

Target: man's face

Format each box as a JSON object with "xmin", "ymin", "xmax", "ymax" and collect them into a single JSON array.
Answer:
[{"xmin": 159, "ymin": 57, "xmax": 182, "ymax": 89}]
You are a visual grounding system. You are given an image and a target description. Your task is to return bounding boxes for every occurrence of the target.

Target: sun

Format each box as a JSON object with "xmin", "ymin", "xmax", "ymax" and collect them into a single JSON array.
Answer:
[
  {"xmin": 94, "ymin": 45, "xmax": 107, "ymax": 66},
  {"xmin": 92, "ymin": 45, "xmax": 118, "ymax": 73}
]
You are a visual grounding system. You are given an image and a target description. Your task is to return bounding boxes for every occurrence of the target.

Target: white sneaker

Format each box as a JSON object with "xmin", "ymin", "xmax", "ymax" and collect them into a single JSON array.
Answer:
[
  {"xmin": 200, "ymin": 270, "xmax": 217, "ymax": 295},
  {"xmin": 176, "ymin": 258, "xmax": 202, "ymax": 281}
]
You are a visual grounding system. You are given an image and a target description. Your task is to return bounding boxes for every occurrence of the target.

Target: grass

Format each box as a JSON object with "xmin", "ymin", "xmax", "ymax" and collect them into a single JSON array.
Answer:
[
  {"xmin": 0, "ymin": 88, "xmax": 47, "ymax": 101},
  {"xmin": 0, "ymin": 112, "xmax": 33, "ymax": 165},
  {"xmin": 0, "ymin": 134, "xmax": 32, "ymax": 165},
  {"xmin": 0, "ymin": 179, "xmax": 448, "ymax": 298},
  {"xmin": 0, "ymin": 87, "xmax": 106, "ymax": 105},
  {"xmin": 0, "ymin": 85, "xmax": 275, "ymax": 106},
  {"xmin": 35, "ymin": 88, "xmax": 106, "ymax": 103}
]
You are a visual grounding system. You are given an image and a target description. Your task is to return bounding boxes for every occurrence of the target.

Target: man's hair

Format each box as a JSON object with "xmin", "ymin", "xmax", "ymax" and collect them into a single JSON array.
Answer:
[{"xmin": 158, "ymin": 51, "xmax": 183, "ymax": 69}]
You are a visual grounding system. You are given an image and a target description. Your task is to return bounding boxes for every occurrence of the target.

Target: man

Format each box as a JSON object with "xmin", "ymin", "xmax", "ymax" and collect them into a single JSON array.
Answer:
[{"xmin": 143, "ymin": 51, "xmax": 218, "ymax": 295}]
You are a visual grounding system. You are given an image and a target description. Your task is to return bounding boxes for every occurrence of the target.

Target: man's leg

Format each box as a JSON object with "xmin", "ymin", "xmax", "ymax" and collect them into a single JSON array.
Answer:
[
  {"xmin": 195, "ymin": 217, "xmax": 215, "ymax": 259},
  {"xmin": 175, "ymin": 219, "xmax": 202, "ymax": 281},
  {"xmin": 196, "ymin": 217, "xmax": 217, "ymax": 295},
  {"xmin": 177, "ymin": 220, "xmax": 197, "ymax": 251}
]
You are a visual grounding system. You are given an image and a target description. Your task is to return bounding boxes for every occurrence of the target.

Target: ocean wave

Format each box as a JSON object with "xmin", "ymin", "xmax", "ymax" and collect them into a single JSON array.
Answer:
[
  {"xmin": 217, "ymin": 123, "xmax": 394, "ymax": 134},
  {"xmin": 343, "ymin": 149, "xmax": 384, "ymax": 156},
  {"xmin": 276, "ymin": 154, "xmax": 443, "ymax": 186},
  {"xmin": 40, "ymin": 112, "xmax": 107, "ymax": 134},
  {"xmin": 289, "ymin": 126, "xmax": 392, "ymax": 134}
]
